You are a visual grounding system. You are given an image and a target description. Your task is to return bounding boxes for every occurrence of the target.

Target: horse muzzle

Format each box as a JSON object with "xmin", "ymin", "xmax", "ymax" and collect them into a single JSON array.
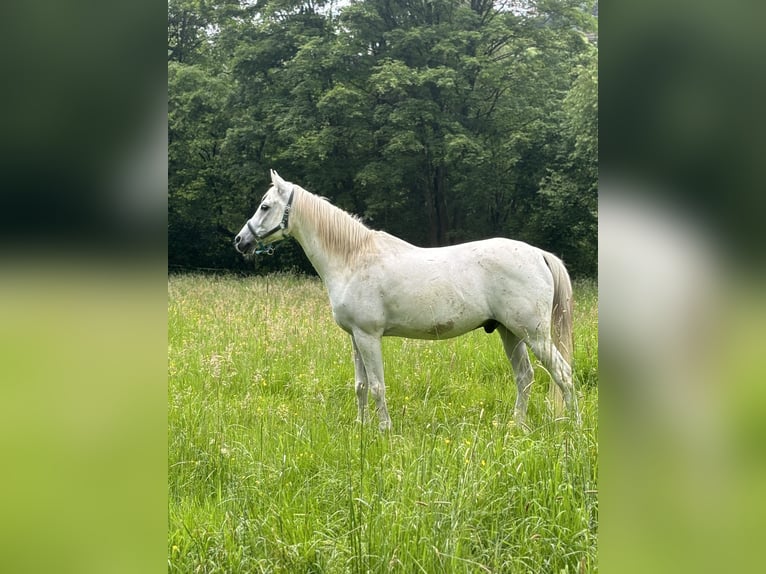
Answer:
[{"xmin": 234, "ymin": 233, "xmax": 254, "ymax": 254}]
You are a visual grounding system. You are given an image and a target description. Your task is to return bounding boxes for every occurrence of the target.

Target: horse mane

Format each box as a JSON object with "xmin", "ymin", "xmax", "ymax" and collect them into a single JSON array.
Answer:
[{"xmin": 293, "ymin": 186, "xmax": 379, "ymax": 264}]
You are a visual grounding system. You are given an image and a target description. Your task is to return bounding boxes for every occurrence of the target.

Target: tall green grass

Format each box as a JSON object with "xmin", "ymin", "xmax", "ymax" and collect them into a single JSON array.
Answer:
[{"xmin": 168, "ymin": 274, "xmax": 598, "ymax": 572}]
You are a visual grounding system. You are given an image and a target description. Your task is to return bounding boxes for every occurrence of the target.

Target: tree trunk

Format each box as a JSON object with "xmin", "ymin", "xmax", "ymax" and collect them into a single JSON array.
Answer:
[
  {"xmin": 434, "ymin": 164, "xmax": 448, "ymax": 245},
  {"xmin": 425, "ymin": 163, "xmax": 448, "ymax": 246}
]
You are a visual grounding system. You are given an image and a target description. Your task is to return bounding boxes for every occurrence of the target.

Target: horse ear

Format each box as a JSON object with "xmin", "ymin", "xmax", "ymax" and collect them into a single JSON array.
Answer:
[{"xmin": 270, "ymin": 169, "xmax": 288, "ymax": 194}]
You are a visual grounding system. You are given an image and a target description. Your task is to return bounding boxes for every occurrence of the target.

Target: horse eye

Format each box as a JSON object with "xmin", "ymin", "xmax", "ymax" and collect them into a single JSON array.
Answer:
[{"xmin": 260, "ymin": 204, "xmax": 270, "ymax": 212}]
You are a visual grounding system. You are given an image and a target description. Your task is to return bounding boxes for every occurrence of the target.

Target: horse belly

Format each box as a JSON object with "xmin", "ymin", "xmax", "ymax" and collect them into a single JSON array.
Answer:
[
  {"xmin": 383, "ymin": 318, "xmax": 486, "ymax": 339},
  {"xmin": 381, "ymin": 281, "xmax": 490, "ymax": 340}
]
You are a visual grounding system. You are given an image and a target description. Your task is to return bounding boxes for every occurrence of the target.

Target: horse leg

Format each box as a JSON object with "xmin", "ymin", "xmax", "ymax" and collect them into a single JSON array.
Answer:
[
  {"xmin": 498, "ymin": 326, "xmax": 534, "ymax": 429},
  {"xmin": 528, "ymin": 335, "xmax": 580, "ymax": 423},
  {"xmin": 351, "ymin": 335, "xmax": 369, "ymax": 424},
  {"xmin": 351, "ymin": 330, "xmax": 391, "ymax": 431}
]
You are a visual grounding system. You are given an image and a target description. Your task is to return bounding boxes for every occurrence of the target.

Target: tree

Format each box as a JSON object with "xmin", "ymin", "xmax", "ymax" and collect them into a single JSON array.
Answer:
[
  {"xmin": 167, "ymin": 0, "xmax": 599, "ymax": 275},
  {"xmin": 533, "ymin": 45, "xmax": 598, "ymax": 276}
]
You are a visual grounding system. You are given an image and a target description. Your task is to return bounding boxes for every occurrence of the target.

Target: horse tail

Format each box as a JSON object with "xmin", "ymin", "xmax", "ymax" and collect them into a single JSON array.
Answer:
[{"xmin": 542, "ymin": 251, "xmax": 574, "ymax": 415}]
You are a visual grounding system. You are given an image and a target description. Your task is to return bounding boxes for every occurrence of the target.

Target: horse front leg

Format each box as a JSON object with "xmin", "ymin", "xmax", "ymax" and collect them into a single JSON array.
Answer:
[
  {"xmin": 352, "ymin": 330, "xmax": 391, "ymax": 431},
  {"xmin": 351, "ymin": 335, "xmax": 368, "ymax": 424}
]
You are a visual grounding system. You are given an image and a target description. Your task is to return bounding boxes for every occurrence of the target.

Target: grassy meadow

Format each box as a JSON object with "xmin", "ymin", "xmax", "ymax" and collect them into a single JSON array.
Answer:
[{"xmin": 168, "ymin": 273, "xmax": 598, "ymax": 573}]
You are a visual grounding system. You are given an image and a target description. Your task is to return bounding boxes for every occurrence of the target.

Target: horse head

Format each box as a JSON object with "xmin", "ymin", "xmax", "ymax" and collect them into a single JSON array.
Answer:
[{"xmin": 234, "ymin": 170, "xmax": 295, "ymax": 256}]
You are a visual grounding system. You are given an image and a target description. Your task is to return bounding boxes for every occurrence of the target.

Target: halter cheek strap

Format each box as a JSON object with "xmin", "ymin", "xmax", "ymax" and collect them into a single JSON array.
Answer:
[{"xmin": 248, "ymin": 188, "xmax": 295, "ymax": 241}]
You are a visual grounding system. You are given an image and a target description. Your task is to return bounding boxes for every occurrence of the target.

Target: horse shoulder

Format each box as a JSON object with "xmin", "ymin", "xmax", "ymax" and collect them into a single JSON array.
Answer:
[{"xmin": 325, "ymin": 263, "xmax": 386, "ymax": 334}]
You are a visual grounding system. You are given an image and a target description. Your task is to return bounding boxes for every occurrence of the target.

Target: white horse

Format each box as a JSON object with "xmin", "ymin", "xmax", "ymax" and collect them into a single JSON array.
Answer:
[{"xmin": 235, "ymin": 170, "xmax": 578, "ymax": 430}]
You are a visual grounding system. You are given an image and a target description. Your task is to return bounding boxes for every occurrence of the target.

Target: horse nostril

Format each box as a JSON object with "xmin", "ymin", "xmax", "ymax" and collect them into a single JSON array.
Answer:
[{"xmin": 235, "ymin": 235, "xmax": 241, "ymax": 244}]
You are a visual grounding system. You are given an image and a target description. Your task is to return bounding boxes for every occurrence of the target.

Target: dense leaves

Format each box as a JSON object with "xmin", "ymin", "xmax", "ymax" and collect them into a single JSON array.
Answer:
[{"xmin": 168, "ymin": 0, "xmax": 598, "ymax": 276}]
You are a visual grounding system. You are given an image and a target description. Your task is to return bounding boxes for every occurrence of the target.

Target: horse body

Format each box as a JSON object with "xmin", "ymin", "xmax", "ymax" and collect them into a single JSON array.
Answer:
[
  {"xmin": 328, "ymin": 237, "xmax": 553, "ymax": 342},
  {"xmin": 235, "ymin": 170, "xmax": 578, "ymax": 431}
]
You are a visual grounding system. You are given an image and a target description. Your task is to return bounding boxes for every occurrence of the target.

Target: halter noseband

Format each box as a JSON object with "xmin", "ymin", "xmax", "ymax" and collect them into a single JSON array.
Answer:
[{"xmin": 247, "ymin": 187, "xmax": 295, "ymax": 249}]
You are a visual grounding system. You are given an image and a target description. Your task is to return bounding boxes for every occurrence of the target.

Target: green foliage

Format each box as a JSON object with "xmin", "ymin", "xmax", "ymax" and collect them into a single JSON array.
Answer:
[
  {"xmin": 534, "ymin": 47, "xmax": 598, "ymax": 276},
  {"xmin": 168, "ymin": 0, "xmax": 598, "ymax": 275},
  {"xmin": 168, "ymin": 274, "xmax": 598, "ymax": 572}
]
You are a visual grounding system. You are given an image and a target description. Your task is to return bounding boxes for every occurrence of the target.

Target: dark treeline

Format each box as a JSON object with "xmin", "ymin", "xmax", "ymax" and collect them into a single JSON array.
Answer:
[{"xmin": 169, "ymin": 0, "xmax": 597, "ymax": 276}]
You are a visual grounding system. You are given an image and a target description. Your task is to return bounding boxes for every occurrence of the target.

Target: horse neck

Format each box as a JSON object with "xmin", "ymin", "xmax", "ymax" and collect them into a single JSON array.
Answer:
[{"xmin": 289, "ymin": 187, "xmax": 375, "ymax": 280}]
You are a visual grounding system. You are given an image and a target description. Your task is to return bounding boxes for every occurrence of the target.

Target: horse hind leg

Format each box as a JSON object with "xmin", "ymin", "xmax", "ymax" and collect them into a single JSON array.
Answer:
[
  {"xmin": 498, "ymin": 327, "xmax": 534, "ymax": 430},
  {"xmin": 528, "ymin": 334, "xmax": 580, "ymax": 423}
]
